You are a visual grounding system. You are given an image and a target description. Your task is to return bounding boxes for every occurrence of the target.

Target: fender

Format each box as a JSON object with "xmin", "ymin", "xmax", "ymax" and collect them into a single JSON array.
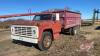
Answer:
[{"xmin": 38, "ymin": 26, "xmax": 53, "ymax": 42}]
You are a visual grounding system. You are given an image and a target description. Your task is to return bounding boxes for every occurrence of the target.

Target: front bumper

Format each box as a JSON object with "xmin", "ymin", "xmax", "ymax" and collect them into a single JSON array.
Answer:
[{"xmin": 11, "ymin": 35, "xmax": 38, "ymax": 43}]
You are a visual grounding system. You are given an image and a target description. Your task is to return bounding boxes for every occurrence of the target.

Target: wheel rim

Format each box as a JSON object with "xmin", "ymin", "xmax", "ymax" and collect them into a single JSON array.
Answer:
[{"xmin": 43, "ymin": 36, "xmax": 52, "ymax": 48}]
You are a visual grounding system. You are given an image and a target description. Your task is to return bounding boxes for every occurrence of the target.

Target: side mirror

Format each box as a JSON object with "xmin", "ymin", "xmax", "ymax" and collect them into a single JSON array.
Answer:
[
  {"xmin": 52, "ymin": 13, "xmax": 60, "ymax": 21},
  {"xmin": 56, "ymin": 13, "xmax": 60, "ymax": 21}
]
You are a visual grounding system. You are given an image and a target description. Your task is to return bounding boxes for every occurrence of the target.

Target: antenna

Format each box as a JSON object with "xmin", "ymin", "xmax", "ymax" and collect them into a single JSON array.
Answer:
[
  {"xmin": 28, "ymin": 8, "xmax": 32, "ymax": 25},
  {"xmin": 28, "ymin": 8, "xmax": 32, "ymax": 21}
]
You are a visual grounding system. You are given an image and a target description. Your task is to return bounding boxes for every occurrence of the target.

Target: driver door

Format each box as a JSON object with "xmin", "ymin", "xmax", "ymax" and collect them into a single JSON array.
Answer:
[{"xmin": 52, "ymin": 13, "xmax": 61, "ymax": 33}]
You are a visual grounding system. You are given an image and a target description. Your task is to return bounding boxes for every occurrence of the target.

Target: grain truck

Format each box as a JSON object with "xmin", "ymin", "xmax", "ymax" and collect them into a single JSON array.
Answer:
[{"xmin": 0, "ymin": 9, "xmax": 81, "ymax": 50}]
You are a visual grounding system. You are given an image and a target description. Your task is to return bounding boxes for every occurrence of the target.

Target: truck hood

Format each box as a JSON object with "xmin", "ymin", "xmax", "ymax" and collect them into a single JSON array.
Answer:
[
  {"xmin": 13, "ymin": 20, "xmax": 46, "ymax": 26},
  {"xmin": 13, "ymin": 20, "xmax": 51, "ymax": 26}
]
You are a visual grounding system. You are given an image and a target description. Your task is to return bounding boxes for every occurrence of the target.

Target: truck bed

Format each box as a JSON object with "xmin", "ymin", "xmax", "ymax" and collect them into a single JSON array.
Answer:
[{"xmin": 62, "ymin": 11, "xmax": 81, "ymax": 29}]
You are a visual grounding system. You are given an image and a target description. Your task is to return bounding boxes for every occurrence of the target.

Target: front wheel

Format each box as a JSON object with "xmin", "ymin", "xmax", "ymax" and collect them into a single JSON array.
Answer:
[{"xmin": 38, "ymin": 31, "xmax": 52, "ymax": 51}]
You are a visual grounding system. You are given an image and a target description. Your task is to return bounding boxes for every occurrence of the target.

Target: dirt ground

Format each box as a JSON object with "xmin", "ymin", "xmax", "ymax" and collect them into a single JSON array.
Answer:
[{"xmin": 0, "ymin": 25, "xmax": 100, "ymax": 56}]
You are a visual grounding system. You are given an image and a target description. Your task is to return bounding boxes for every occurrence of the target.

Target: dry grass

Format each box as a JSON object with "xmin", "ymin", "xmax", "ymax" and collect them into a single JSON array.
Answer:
[
  {"xmin": 0, "ymin": 31, "xmax": 87, "ymax": 56},
  {"xmin": 35, "ymin": 35, "xmax": 87, "ymax": 56},
  {"xmin": 92, "ymin": 38, "xmax": 100, "ymax": 56},
  {"xmin": 0, "ymin": 25, "xmax": 100, "ymax": 56}
]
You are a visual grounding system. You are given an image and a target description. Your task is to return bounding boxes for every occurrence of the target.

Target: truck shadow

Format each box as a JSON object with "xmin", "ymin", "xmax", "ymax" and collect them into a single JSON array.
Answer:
[
  {"xmin": 60, "ymin": 32, "xmax": 70, "ymax": 35},
  {"xmin": 12, "ymin": 40, "xmax": 39, "ymax": 50}
]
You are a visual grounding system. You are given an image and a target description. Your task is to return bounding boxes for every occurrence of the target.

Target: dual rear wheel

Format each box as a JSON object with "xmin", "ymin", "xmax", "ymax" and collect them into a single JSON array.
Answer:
[{"xmin": 69, "ymin": 26, "xmax": 80, "ymax": 35}]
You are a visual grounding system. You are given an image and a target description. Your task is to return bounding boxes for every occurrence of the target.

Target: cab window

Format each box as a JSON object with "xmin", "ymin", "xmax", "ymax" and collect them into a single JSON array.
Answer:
[{"xmin": 33, "ymin": 14, "xmax": 52, "ymax": 20}]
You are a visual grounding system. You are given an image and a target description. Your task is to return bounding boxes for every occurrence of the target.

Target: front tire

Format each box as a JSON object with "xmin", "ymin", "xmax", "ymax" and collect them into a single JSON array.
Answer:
[{"xmin": 38, "ymin": 31, "xmax": 52, "ymax": 51}]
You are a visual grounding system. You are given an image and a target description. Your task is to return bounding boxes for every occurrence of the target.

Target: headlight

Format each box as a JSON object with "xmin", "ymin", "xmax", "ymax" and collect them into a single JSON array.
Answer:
[
  {"xmin": 33, "ymin": 30, "xmax": 36, "ymax": 34},
  {"xmin": 32, "ymin": 27, "xmax": 38, "ymax": 38}
]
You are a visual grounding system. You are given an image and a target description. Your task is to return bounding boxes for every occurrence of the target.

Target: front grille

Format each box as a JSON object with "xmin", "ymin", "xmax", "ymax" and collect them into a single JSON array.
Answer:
[{"xmin": 14, "ymin": 26, "xmax": 33, "ymax": 37}]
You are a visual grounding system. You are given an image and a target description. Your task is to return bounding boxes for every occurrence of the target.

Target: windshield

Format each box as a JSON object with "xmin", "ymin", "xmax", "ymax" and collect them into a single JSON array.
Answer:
[{"xmin": 33, "ymin": 14, "xmax": 52, "ymax": 20}]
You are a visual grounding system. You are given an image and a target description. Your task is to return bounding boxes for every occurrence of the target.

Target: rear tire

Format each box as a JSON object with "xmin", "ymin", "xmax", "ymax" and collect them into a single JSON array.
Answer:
[
  {"xmin": 38, "ymin": 31, "xmax": 52, "ymax": 51},
  {"xmin": 70, "ymin": 26, "xmax": 80, "ymax": 35}
]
